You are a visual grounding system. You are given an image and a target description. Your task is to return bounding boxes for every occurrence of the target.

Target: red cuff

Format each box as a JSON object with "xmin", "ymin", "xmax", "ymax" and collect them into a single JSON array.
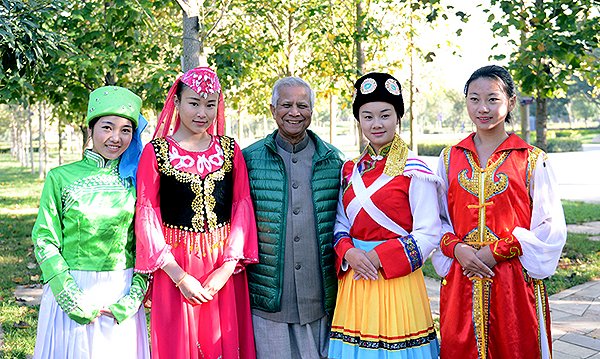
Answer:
[
  {"xmin": 334, "ymin": 237, "xmax": 354, "ymax": 277},
  {"xmin": 440, "ymin": 232, "xmax": 462, "ymax": 259},
  {"xmin": 374, "ymin": 239, "xmax": 412, "ymax": 279},
  {"xmin": 490, "ymin": 235, "xmax": 522, "ymax": 263}
]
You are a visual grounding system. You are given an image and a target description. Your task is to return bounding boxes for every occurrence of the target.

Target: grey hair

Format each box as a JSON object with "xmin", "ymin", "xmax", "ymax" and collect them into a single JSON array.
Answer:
[{"xmin": 271, "ymin": 77, "xmax": 316, "ymax": 110}]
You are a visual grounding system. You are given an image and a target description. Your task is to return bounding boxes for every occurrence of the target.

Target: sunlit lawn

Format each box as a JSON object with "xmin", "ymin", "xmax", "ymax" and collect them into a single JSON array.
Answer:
[{"xmin": 0, "ymin": 155, "xmax": 44, "ymax": 358}]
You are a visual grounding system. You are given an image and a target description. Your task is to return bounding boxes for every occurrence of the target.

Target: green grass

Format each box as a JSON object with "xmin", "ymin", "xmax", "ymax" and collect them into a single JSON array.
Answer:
[
  {"xmin": 546, "ymin": 232, "xmax": 600, "ymax": 295},
  {"xmin": 563, "ymin": 200, "xmax": 600, "ymax": 224},
  {"xmin": 0, "ymin": 154, "xmax": 43, "ymax": 358}
]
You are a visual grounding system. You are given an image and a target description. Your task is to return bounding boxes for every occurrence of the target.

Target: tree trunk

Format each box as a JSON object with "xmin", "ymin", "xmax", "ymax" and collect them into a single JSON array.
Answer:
[
  {"xmin": 566, "ymin": 101, "xmax": 573, "ymax": 129},
  {"xmin": 27, "ymin": 104, "xmax": 35, "ymax": 173},
  {"xmin": 237, "ymin": 108, "xmax": 242, "ymax": 142},
  {"xmin": 17, "ymin": 123, "xmax": 24, "ymax": 166},
  {"xmin": 329, "ymin": 92, "xmax": 336, "ymax": 143},
  {"xmin": 408, "ymin": 44, "xmax": 417, "ymax": 154},
  {"xmin": 58, "ymin": 117, "xmax": 63, "ymax": 166},
  {"xmin": 286, "ymin": 13, "xmax": 295, "ymax": 76},
  {"xmin": 38, "ymin": 102, "xmax": 47, "ymax": 179},
  {"xmin": 518, "ymin": 29, "xmax": 530, "ymax": 144},
  {"xmin": 408, "ymin": 6, "xmax": 417, "ymax": 154},
  {"xmin": 182, "ymin": 10, "xmax": 201, "ymax": 71},
  {"xmin": 519, "ymin": 102, "xmax": 530, "ymax": 143},
  {"xmin": 535, "ymin": 97, "xmax": 547, "ymax": 151},
  {"xmin": 355, "ymin": 0, "xmax": 367, "ymax": 152},
  {"xmin": 10, "ymin": 110, "xmax": 18, "ymax": 159}
]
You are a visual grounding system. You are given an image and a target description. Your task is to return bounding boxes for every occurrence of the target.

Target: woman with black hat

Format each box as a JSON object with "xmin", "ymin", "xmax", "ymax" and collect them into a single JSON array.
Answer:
[{"xmin": 328, "ymin": 72, "xmax": 441, "ymax": 358}]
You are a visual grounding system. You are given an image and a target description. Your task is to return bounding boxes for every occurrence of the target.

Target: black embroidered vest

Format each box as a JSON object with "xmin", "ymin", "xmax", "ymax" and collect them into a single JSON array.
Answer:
[{"xmin": 151, "ymin": 136, "xmax": 234, "ymax": 233}]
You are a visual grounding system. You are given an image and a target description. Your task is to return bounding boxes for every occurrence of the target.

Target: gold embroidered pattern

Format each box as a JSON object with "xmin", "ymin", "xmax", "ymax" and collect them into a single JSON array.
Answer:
[
  {"xmin": 442, "ymin": 232, "xmax": 461, "ymax": 246},
  {"xmin": 458, "ymin": 149, "xmax": 509, "ymax": 358},
  {"xmin": 471, "ymin": 277, "xmax": 492, "ymax": 359},
  {"xmin": 491, "ymin": 237, "xmax": 522, "ymax": 259},
  {"xmin": 463, "ymin": 226, "xmax": 499, "ymax": 248},
  {"xmin": 459, "ymin": 151, "xmax": 510, "ymax": 200},
  {"xmin": 190, "ymin": 181, "xmax": 205, "ymax": 231},
  {"xmin": 352, "ymin": 134, "xmax": 408, "ymax": 177},
  {"xmin": 533, "ymin": 279, "xmax": 548, "ymax": 355},
  {"xmin": 442, "ymin": 146, "xmax": 452, "ymax": 179},
  {"xmin": 154, "ymin": 137, "xmax": 234, "ymax": 233},
  {"xmin": 458, "ymin": 151, "xmax": 510, "ymax": 244},
  {"xmin": 383, "ymin": 134, "xmax": 408, "ymax": 177},
  {"xmin": 526, "ymin": 147, "xmax": 545, "ymax": 197}
]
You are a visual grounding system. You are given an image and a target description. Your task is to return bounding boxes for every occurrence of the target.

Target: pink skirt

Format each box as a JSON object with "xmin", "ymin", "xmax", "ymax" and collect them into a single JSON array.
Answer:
[{"xmin": 149, "ymin": 229, "xmax": 256, "ymax": 359}]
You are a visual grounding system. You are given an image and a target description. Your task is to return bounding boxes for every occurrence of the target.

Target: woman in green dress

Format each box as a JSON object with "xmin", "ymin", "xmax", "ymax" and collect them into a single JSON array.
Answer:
[{"xmin": 32, "ymin": 86, "xmax": 150, "ymax": 359}]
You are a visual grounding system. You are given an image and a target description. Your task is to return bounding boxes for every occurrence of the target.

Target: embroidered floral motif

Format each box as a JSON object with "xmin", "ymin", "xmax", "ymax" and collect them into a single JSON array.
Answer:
[
  {"xmin": 398, "ymin": 234, "xmax": 422, "ymax": 271},
  {"xmin": 330, "ymin": 325, "xmax": 437, "ymax": 350},
  {"xmin": 458, "ymin": 150, "xmax": 510, "ymax": 244},
  {"xmin": 360, "ymin": 78, "xmax": 377, "ymax": 94},
  {"xmin": 169, "ymin": 143, "xmax": 226, "ymax": 174},
  {"xmin": 385, "ymin": 78, "xmax": 401, "ymax": 96},
  {"xmin": 169, "ymin": 146, "xmax": 195, "ymax": 170}
]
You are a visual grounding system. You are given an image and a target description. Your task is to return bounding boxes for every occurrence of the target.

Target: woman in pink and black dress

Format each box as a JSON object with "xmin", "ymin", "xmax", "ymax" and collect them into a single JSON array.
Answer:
[{"xmin": 134, "ymin": 67, "xmax": 258, "ymax": 359}]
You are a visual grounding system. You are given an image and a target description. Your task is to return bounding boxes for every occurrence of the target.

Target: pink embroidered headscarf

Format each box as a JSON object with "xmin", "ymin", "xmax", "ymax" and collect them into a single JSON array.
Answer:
[{"xmin": 153, "ymin": 67, "xmax": 226, "ymax": 139}]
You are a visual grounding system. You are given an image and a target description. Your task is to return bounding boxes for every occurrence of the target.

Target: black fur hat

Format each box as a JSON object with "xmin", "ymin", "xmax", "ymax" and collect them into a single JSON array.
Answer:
[{"xmin": 352, "ymin": 72, "xmax": 404, "ymax": 120}]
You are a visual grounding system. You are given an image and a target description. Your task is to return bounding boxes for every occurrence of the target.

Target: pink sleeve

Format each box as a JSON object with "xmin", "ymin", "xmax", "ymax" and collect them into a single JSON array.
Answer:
[
  {"xmin": 134, "ymin": 143, "xmax": 173, "ymax": 273},
  {"xmin": 224, "ymin": 142, "xmax": 259, "ymax": 271}
]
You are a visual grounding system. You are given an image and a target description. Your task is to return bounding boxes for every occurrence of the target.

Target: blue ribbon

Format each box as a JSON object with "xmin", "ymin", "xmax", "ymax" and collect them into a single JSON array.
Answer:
[{"xmin": 119, "ymin": 114, "xmax": 148, "ymax": 188}]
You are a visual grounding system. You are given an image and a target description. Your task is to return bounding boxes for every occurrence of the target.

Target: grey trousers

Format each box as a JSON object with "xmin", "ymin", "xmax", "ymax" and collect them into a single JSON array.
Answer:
[{"xmin": 252, "ymin": 314, "xmax": 330, "ymax": 359}]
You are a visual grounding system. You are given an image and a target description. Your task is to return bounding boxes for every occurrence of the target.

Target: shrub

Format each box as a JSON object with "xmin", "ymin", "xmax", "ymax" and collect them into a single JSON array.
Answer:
[
  {"xmin": 546, "ymin": 138, "xmax": 583, "ymax": 152},
  {"xmin": 418, "ymin": 143, "xmax": 450, "ymax": 156},
  {"xmin": 553, "ymin": 130, "xmax": 573, "ymax": 138}
]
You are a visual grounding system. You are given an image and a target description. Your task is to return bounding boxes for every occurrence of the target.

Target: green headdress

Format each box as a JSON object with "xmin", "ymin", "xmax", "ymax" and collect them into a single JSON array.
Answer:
[{"xmin": 86, "ymin": 86, "xmax": 142, "ymax": 126}]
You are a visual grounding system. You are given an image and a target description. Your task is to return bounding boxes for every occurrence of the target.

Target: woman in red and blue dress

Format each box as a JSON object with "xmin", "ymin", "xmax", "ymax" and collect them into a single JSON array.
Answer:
[{"xmin": 329, "ymin": 72, "xmax": 441, "ymax": 359}]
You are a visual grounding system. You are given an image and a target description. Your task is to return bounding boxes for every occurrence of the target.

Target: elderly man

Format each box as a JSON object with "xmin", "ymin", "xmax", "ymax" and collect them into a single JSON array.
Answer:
[{"xmin": 243, "ymin": 77, "xmax": 344, "ymax": 358}]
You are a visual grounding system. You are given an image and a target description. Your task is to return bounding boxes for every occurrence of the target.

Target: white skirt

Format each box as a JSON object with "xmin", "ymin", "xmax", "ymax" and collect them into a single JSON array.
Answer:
[{"xmin": 33, "ymin": 269, "xmax": 150, "ymax": 359}]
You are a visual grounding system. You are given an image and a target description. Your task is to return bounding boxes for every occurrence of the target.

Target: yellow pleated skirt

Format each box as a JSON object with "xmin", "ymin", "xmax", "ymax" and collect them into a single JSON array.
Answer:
[{"xmin": 329, "ymin": 268, "xmax": 439, "ymax": 358}]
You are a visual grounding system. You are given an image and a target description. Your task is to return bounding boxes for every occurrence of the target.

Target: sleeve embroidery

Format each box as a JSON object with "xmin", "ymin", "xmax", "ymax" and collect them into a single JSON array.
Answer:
[{"xmin": 398, "ymin": 234, "xmax": 423, "ymax": 271}]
